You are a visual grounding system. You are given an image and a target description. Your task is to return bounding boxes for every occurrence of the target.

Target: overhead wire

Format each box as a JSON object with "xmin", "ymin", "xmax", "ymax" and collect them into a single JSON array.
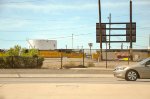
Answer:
[
  {"xmin": 0, "ymin": 33, "xmax": 93, "ymax": 42},
  {"xmin": 0, "ymin": 0, "xmax": 42, "ymax": 4},
  {"xmin": 0, "ymin": 39, "xmax": 26, "ymax": 42},
  {"xmin": 47, "ymin": 33, "xmax": 93, "ymax": 39},
  {"xmin": 133, "ymin": 44, "xmax": 147, "ymax": 48}
]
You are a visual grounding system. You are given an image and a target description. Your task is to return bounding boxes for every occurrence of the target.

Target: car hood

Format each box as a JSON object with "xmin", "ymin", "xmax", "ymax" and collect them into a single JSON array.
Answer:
[{"xmin": 115, "ymin": 64, "xmax": 141, "ymax": 70}]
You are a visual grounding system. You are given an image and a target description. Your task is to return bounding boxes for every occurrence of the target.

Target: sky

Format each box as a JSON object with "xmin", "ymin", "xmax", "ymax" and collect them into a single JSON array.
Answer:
[{"xmin": 0, "ymin": 0, "xmax": 150, "ymax": 49}]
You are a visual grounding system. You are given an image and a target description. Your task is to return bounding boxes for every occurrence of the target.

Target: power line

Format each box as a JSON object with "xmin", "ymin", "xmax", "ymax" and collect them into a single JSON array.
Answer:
[
  {"xmin": 0, "ymin": 0, "xmax": 42, "ymax": 4},
  {"xmin": 0, "ymin": 16, "xmax": 75, "ymax": 22},
  {"xmin": 47, "ymin": 33, "xmax": 93, "ymax": 39},
  {"xmin": 0, "ymin": 39, "xmax": 26, "ymax": 42},
  {"xmin": 47, "ymin": 36, "xmax": 72, "ymax": 40},
  {"xmin": 0, "ymin": 26, "xmax": 91, "ymax": 32},
  {"xmin": 74, "ymin": 33, "xmax": 92, "ymax": 36},
  {"xmin": 133, "ymin": 44, "xmax": 147, "ymax": 48},
  {"xmin": 0, "ymin": 33, "xmax": 93, "ymax": 41}
]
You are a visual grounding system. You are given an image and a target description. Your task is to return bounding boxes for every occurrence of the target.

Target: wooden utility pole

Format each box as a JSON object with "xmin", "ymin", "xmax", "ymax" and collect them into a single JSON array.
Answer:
[
  {"xmin": 130, "ymin": 0, "xmax": 133, "ymax": 61},
  {"xmin": 106, "ymin": 41, "xmax": 108, "ymax": 68},
  {"xmin": 121, "ymin": 43, "xmax": 123, "ymax": 50},
  {"xmin": 98, "ymin": 0, "xmax": 102, "ymax": 61},
  {"xmin": 108, "ymin": 13, "xmax": 111, "ymax": 49}
]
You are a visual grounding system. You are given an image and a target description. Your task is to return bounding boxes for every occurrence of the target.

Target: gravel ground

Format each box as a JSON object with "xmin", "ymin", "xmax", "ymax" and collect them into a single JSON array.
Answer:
[{"xmin": 42, "ymin": 58, "xmax": 137, "ymax": 69}]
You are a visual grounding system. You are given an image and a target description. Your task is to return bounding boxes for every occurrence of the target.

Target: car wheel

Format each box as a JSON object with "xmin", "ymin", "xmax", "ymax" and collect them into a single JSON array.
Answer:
[{"xmin": 125, "ymin": 70, "xmax": 138, "ymax": 81}]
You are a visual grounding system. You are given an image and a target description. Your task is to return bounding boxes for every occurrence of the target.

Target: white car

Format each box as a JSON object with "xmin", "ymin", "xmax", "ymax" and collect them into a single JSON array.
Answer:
[{"xmin": 113, "ymin": 58, "xmax": 150, "ymax": 81}]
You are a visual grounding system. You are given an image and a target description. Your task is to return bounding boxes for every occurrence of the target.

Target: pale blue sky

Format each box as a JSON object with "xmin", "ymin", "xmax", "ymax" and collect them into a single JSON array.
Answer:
[{"xmin": 0, "ymin": 0, "xmax": 150, "ymax": 49}]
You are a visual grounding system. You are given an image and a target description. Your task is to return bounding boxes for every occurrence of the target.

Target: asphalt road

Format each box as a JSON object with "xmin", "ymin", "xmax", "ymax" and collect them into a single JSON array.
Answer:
[
  {"xmin": 1, "ymin": 69, "xmax": 150, "ymax": 99},
  {"xmin": 0, "ymin": 77, "xmax": 150, "ymax": 99},
  {"xmin": 0, "ymin": 77, "xmax": 150, "ymax": 84}
]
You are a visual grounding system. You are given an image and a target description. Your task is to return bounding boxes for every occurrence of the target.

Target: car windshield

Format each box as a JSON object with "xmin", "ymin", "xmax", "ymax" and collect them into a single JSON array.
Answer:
[{"xmin": 138, "ymin": 58, "xmax": 150, "ymax": 65}]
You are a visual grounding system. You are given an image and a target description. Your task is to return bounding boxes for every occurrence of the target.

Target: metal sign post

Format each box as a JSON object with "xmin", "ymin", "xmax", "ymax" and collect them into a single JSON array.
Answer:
[
  {"xmin": 88, "ymin": 43, "xmax": 93, "ymax": 59},
  {"xmin": 96, "ymin": 0, "xmax": 136, "ymax": 62}
]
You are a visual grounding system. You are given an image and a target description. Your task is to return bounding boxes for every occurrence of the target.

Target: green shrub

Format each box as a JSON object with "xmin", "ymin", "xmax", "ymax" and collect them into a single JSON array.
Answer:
[
  {"xmin": 0, "ymin": 57, "xmax": 5, "ymax": 68},
  {"xmin": 0, "ymin": 45, "xmax": 44, "ymax": 69},
  {"xmin": 0, "ymin": 56, "xmax": 44, "ymax": 69}
]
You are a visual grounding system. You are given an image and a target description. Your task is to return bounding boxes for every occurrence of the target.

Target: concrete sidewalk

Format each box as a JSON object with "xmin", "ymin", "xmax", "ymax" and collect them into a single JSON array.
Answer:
[
  {"xmin": 0, "ymin": 74, "xmax": 113, "ymax": 78},
  {"xmin": 0, "ymin": 68, "xmax": 113, "ymax": 78},
  {"xmin": 0, "ymin": 68, "xmax": 113, "ymax": 74}
]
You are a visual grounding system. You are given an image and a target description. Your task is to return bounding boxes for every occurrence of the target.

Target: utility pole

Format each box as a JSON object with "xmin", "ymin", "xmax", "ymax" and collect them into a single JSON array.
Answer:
[
  {"xmin": 130, "ymin": 0, "xmax": 133, "ymax": 61},
  {"xmin": 72, "ymin": 34, "xmax": 73, "ymax": 49},
  {"xmin": 121, "ymin": 43, "xmax": 123, "ymax": 50},
  {"xmin": 106, "ymin": 40, "xmax": 108, "ymax": 68},
  {"xmin": 98, "ymin": 0, "xmax": 102, "ymax": 61},
  {"xmin": 108, "ymin": 13, "xmax": 111, "ymax": 49}
]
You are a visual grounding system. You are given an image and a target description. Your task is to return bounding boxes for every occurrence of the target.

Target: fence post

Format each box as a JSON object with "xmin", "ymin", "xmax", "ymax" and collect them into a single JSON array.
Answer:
[
  {"xmin": 83, "ymin": 49, "xmax": 85, "ymax": 67},
  {"xmin": 60, "ymin": 49, "xmax": 63, "ymax": 69},
  {"xmin": 37, "ymin": 56, "xmax": 38, "ymax": 68},
  {"xmin": 11, "ymin": 56, "xmax": 14, "ymax": 68},
  {"xmin": 128, "ymin": 48, "xmax": 130, "ymax": 65}
]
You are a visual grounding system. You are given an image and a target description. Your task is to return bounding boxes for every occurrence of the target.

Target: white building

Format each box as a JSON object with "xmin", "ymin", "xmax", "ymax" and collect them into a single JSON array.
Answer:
[{"xmin": 28, "ymin": 39, "xmax": 57, "ymax": 50}]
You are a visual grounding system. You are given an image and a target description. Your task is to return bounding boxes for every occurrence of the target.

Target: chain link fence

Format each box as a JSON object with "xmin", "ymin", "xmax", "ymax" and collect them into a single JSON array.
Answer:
[
  {"xmin": 0, "ymin": 49, "xmax": 149, "ymax": 69},
  {"xmin": 40, "ymin": 49, "xmax": 149, "ymax": 69}
]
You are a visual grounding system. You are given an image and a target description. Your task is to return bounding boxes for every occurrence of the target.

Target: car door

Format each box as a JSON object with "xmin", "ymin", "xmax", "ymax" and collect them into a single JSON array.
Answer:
[{"xmin": 143, "ymin": 60, "xmax": 150, "ymax": 78}]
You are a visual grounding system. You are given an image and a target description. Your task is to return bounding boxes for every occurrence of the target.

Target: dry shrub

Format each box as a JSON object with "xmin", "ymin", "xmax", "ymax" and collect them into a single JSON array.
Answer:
[
  {"xmin": 63, "ymin": 61, "xmax": 85, "ymax": 69},
  {"xmin": 87, "ymin": 62, "xmax": 95, "ymax": 67}
]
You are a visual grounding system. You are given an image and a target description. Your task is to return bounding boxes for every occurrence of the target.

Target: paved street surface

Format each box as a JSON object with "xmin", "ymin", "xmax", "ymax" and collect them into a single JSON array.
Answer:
[
  {"xmin": 0, "ymin": 77, "xmax": 150, "ymax": 99},
  {"xmin": 0, "ymin": 69, "xmax": 150, "ymax": 99},
  {"xmin": 0, "ymin": 77, "xmax": 150, "ymax": 84}
]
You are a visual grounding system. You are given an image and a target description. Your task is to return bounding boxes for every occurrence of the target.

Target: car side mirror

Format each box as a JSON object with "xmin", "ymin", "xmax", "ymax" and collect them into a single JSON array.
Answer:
[
  {"xmin": 146, "ymin": 65, "xmax": 150, "ymax": 67},
  {"xmin": 145, "ymin": 64, "xmax": 150, "ymax": 67}
]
